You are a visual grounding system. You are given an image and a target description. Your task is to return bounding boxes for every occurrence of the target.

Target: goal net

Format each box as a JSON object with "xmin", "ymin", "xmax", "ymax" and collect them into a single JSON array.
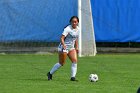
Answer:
[{"xmin": 0, "ymin": 0, "xmax": 96, "ymax": 56}]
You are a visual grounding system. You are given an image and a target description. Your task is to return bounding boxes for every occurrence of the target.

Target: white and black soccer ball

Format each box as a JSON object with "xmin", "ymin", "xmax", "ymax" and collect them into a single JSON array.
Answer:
[{"xmin": 89, "ymin": 74, "xmax": 99, "ymax": 82}]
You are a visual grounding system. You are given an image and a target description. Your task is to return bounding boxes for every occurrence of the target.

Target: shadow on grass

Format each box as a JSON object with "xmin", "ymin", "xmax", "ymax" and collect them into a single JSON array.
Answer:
[{"xmin": 137, "ymin": 87, "xmax": 140, "ymax": 93}]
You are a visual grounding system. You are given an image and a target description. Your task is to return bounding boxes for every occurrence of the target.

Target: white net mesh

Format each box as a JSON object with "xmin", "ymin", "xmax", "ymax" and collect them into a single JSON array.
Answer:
[
  {"xmin": 0, "ymin": 0, "xmax": 96, "ymax": 55},
  {"xmin": 0, "ymin": 0, "xmax": 77, "ymax": 53}
]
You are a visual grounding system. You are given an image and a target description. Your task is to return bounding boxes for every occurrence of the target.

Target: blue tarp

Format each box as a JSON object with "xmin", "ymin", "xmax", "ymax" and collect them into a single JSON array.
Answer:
[
  {"xmin": 1, "ymin": 0, "xmax": 140, "ymax": 42},
  {"xmin": 91, "ymin": 0, "xmax": 140, "ymax": 42},
  {"xmin": 0, "ymin": 0, "xmax": 77, "ymax": 42}
]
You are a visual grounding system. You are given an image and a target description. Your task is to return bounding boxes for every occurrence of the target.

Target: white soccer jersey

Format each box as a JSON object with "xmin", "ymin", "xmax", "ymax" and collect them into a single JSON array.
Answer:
[{"xmin": 58, "ymin": 25, "xmax": 79, "ymax": 52}]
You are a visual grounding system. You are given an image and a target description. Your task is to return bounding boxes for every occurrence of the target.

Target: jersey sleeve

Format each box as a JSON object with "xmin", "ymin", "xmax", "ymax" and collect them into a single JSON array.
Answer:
[{"xmin": 62, "ymin": 27, "xmax": 69, "ymax": 37}]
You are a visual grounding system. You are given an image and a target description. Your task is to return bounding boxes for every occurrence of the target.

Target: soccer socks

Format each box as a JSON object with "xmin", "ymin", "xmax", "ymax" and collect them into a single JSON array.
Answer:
[
  {"xmin": 49, "ymin": 62, "xmax": 77, "ymax": 80},
  {"xmin": 50, "ymin": 63, "xmax": 62, "ymax": 75},
  {"xmin": 71, "ymin": 62, "xmax": 77, "ymax": 78}
]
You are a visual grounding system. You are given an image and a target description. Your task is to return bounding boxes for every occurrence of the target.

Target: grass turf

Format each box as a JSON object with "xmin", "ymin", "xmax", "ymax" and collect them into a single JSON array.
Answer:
[{"xmin": 0, "ymin": 54, "xmax": 140, "ymax": 93}]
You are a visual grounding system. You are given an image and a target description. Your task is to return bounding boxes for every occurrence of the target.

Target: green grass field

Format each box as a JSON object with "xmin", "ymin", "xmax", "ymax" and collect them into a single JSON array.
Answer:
[{"xmin": 0, "ymin": 54, "xmax": 140, "ymax": 93}]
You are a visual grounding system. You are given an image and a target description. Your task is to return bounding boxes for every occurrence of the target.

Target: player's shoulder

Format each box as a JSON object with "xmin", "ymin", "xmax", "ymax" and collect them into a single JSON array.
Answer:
[{"xmin": 64, "ymin": 25, "xmax": 72, "ymax": 31}]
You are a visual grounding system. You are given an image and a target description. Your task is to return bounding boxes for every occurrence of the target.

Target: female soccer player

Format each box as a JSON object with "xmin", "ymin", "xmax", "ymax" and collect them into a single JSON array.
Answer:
[{"xmin": 47, "ymin": 16, "xmax": 79, "ymax": 81}]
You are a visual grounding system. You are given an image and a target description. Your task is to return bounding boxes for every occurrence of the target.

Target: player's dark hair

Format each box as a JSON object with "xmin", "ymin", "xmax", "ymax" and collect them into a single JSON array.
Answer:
[
  {"xmin": 69, "ymin": 16, "xmax": 79, "ymax": 23},
  {"xmin": 63, "ymin": 16, "xmax": 79, "ymax": 29}
]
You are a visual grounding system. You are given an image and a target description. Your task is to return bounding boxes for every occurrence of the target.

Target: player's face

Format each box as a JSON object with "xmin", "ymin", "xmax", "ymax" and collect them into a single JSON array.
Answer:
[{"xmin": 71, "ymin": 18, "xmax": 78, "ymax": 29}]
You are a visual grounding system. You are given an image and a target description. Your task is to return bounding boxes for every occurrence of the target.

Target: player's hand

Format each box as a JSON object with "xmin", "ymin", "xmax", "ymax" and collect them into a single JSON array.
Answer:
[
  {"xmin": 76, "ymin": 48, "xmax": 79, "ymax": 54},
  {"xmin": 62, "ymin": 45, "xmax": 66, "ymax": 49}
]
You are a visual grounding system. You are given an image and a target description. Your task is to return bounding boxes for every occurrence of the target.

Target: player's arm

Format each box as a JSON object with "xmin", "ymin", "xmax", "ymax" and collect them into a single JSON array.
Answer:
[
  {"xmin": 60, "ymin": 35, "xmax": 66, "ymax": 49},
  {"xmin": 75, "ymin": 39, "xmax": 79, "ymax": 53},
  {"xmin": 61, "ymin": 27, "xmax": 69, "ymax": 49}
]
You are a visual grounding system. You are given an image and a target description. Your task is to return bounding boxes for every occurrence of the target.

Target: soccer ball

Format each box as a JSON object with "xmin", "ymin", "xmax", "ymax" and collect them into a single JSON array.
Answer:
[{"xmin": 89, "ymin": 74, "xmax": 98, "ymax": 82}]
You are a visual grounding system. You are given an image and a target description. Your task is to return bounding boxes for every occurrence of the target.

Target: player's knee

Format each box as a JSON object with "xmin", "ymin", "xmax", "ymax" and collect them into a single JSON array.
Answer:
[
  {"xmin": 72, "ymin": 59, "xmax": 77, "ymax": 63},
  {"xmin": 59, "ymin": 61, "xmax": 65, "ymax": 66}
]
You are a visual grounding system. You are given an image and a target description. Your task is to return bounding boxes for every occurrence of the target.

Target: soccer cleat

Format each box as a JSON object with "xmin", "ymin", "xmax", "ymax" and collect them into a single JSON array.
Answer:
[
  {"xmin": 70, "ymin": 77, "xmax": 78, "ymax": 81},
  {"xmin": 47, "ymin": 72, "xmax": 52, "ymax": 80}
]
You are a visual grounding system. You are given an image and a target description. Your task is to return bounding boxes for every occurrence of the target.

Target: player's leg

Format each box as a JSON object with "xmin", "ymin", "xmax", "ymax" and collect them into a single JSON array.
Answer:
[
  {"xmin": 59, "ymin": 52, "xmax": 67, "ymax": 66},
  {"xmin": 67, "ymin": 49, "xmax": 78, "ymax": 81},
  {"xmin": 47, "ymin": 52, "xmax": 67, "ymax": 80}
]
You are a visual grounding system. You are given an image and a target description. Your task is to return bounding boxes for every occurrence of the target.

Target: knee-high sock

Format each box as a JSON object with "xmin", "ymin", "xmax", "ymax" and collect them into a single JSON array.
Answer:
[
  {"xmin": 71, "ymin": 62, "xmax": 77, "ymax": 77},
  {"xmin": 50, "ymin": 63, "xmax": 62, "ymax": 74}
]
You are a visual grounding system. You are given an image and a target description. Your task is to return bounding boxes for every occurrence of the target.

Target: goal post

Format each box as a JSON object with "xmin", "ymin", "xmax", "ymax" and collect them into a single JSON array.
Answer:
[{"xmin": 78, "ymin": 0, "xmax": 97, "ymax": 57}]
